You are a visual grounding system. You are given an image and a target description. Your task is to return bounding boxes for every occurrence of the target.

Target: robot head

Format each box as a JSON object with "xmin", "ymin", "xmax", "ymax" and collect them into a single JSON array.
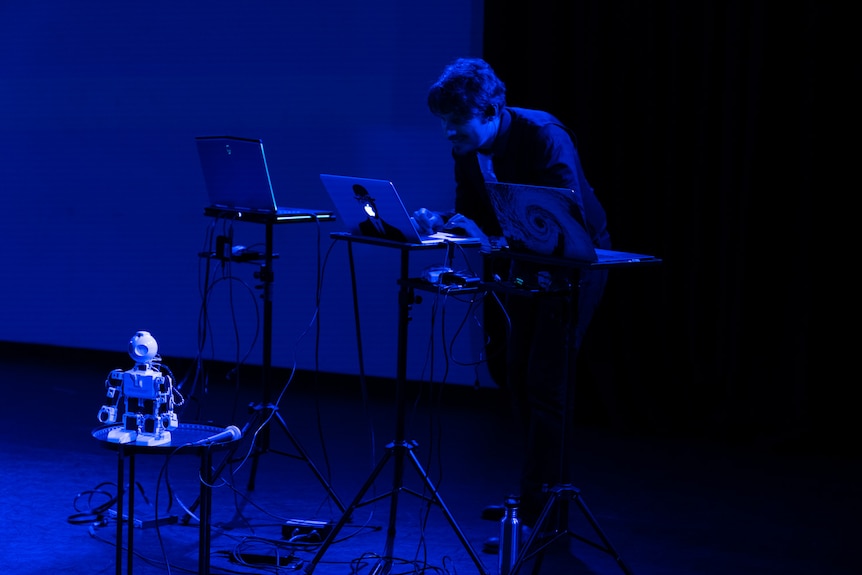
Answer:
[{"xmin": 128, "ymin": 331, "xmax": 158, "ymax": 363}]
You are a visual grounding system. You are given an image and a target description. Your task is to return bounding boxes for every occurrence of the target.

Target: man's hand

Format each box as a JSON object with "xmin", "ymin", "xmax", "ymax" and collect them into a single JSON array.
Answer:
[
  {"xmin": 442, "ymin": 213, "xmax": 490, "ymax": 250},
  {"xmin": 412, "ymin": 207, "xmax": 444, "ymax": 234}
]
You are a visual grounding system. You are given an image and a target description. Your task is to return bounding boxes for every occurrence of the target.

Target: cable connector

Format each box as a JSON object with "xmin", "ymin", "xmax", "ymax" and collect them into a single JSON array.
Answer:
[
  {"xmin": 422, "ymin": 265, "xmax": 453, "ymax": 283},
  {"xmin": 440, "ymin": 270, "xmax": 480, "ymax": 286}
]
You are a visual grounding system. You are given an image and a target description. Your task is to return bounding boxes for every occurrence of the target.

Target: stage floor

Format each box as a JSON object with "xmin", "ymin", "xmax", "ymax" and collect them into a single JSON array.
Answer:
[{"xmin": 1, "ymin": 345, "xmax": 857, "ymax": 575}]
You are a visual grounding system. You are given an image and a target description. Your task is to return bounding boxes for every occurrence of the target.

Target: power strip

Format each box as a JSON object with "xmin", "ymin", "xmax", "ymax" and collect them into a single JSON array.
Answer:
[
  {"xmin": 107, "ymin": 509, "xmax": 178, "ymax": 529},
  {"xmin": 232, "ymin": 552, "xmax": 300, "ymax": 567}
]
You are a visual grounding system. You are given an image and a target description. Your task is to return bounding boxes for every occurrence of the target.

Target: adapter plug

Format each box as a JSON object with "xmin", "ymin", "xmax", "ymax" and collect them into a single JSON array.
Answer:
[{"xmin": 422, "ymin": 265, "xmax": 453, "ymax": 284}]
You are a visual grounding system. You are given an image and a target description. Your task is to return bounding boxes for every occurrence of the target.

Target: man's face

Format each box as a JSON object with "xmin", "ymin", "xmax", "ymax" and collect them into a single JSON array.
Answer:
[{"xmin": 438, "ymin": 112, "xmax": 497, "ymax": 155}]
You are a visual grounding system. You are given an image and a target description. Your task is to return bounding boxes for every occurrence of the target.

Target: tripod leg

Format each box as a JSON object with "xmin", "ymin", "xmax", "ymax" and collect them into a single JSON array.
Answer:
[
  {"xmin": 513, "ymin": 485, "xmax": 634, "ymax": 575},
  {"xmin": 510, "ymin": 492, "xmax": 560, "ymax": 575},
  {"xmin": 572, "ymin": 493, "xmax": 634, "ymax": 575},
  {"xmin": 304, "ymin": 448, "xmax": 395, "ymax": 574},
  {"xmin": 405, "ymin": 447, "xmax": 491, "ymax": 575},
  {"xmin": 272, "ymin": 410, "xmax": 348, "ymax": 514},
  {"xmin": 377, "ymin": 443, "xmax": 407, "ymax": 572}
]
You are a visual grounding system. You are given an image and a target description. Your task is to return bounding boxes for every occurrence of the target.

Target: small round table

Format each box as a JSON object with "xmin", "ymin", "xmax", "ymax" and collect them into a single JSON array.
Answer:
[{"xmin": 92, "ymin": 423, "xmax": 239, "ymax": 575}]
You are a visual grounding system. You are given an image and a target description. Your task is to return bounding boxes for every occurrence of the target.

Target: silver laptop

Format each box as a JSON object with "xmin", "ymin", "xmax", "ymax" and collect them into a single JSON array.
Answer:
[
  {"xmin": 319, "ymin": 174, "xmax": 477, "ymax": 245},
  {"xmin": 196, "ymin": 136, "xmax": 335, "ymax": 222},
  {"xmin": 485, "ymin": 181, "xmax": 660, "ymax": 266}
]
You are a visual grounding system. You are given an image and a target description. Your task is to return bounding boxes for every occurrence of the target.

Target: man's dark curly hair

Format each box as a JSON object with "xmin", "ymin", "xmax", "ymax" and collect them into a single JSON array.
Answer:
[{"xmin": 427, "ymin": 58, "xmax": 507, "ymax": 120}]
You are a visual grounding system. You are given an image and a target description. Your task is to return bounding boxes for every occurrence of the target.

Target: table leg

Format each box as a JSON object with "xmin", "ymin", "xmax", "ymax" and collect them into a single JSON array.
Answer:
[
  {"xmin": 128, "ymin": 452, "xmax": 135, "ymax": 575},
  {"xmin": 199, "ymin": 449, "xmax": 212, "ymax": 575},
  {"xmin": 116, "ymin": 446, "xmax": 124, "ymax": 575}
]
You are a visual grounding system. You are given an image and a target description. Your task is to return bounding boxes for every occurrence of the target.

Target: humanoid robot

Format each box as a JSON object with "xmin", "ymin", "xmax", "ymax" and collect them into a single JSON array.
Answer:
[{"xmin": 97, "ymin": 331, "xmax": 181, "ymax": 446}]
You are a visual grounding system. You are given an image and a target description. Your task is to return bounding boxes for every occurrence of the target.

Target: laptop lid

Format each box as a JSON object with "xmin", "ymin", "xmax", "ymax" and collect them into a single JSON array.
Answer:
[
  {"xmin": 196, "ymin": 136, "xmax": 334, "ymax": 222},
  {"xmin": 319, "ymin": 174, "xmax": 474, "ymax": 245},
  {"xmin": 484, "ymin": 181, "xmax": 598, "ymax": 263},
  {"xmin": 485, "ymin": 181, "xmax": 661, "ymax": 267}
]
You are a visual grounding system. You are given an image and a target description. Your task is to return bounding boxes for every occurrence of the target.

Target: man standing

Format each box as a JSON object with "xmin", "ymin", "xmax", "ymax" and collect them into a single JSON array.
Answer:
[{"xmin": 414, "ymin": 57, "xmax": 611, "ymax": 533}]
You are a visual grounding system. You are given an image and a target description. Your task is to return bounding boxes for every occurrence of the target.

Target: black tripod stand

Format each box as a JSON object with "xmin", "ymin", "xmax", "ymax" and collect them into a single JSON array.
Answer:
[
  {"xmin": 513, "ymin": 483, "xmax": 633, "ymax": 575},
  {"xmin": 196, "ymin": 210, "xmax": 346, "ymax": 515},
  {"xmin": 486, "ymin": 251, "xmax": 640, "ymax": 575},
  {"xmin": 304, "ymin": 233, "xmax": 490, "ymax": 575}
]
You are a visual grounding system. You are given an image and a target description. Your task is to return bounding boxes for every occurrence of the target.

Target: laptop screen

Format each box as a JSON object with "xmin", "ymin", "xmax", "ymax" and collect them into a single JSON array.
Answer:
[
  {"xmin": 196, "ymin": 136, "xmax": 336, "ymax": 222},
  {"xmin": 484, "ymin": 181, "xmax": 598, "ymax": 262},
  {"xmin": 196, "ymin": 136, "xmax": 278, "ymax": 213},
  {"xmin": 319, "ymin": 174, "xmax": 477, "ymax": 245}
]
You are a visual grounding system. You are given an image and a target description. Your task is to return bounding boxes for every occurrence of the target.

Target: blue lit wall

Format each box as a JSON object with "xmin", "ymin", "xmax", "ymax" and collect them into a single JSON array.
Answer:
[{"xmin": 0, "ymin": 2, "xmax": 488, "ymax": 385}]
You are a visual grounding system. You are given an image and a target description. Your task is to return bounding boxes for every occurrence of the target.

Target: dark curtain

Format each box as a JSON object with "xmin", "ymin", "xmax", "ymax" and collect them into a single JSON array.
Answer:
[{"xmin": 484, "ymin": 1, "xmax": 856, "ymax": 451}]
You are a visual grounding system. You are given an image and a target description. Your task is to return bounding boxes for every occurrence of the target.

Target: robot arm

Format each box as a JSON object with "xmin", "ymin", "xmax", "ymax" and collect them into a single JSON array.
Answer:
[{"xmin": 97, "ymin": 369, "xmax": 125, "ymax": 424}]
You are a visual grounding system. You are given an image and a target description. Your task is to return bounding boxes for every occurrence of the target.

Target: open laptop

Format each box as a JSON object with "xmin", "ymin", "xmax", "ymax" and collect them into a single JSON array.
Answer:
[
  {"xmin": 319, "ymin": 174, "xmax": 477, "ymax": 245},
  {"xmin": 196, "ymin": 136, "xmax": 335, "ymax": 222},
  {"xmin": 484, "ymin": 181, "xmax": 660, "ymax": 267}
]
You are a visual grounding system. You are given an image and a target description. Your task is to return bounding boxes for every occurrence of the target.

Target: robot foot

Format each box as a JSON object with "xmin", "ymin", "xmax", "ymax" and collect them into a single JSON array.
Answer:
[
  {"xmin": 135, "ymin": 431, "xmax": 172, "ymax": 447},
  {"xmin": 107, "ymin": 429, "xmax": 137, "ymax": 444}
]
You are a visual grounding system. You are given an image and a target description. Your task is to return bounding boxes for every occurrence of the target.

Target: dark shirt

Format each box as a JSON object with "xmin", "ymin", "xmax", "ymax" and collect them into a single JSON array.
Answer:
[{"xmin": 451, "ymin": 107, "xmax": 611, "ymax": 250}]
